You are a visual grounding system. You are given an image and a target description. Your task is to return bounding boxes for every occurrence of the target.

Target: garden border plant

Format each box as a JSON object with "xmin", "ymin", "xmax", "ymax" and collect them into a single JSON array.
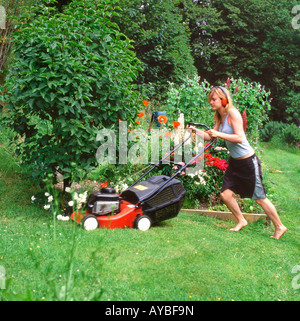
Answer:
[
  {"xmin": 166, "ymin": 75, "xmax": 272, "ymax": 143},
  {"xmin": 260, "ymin": 121, "xmax": 300, "ymax": 148}
]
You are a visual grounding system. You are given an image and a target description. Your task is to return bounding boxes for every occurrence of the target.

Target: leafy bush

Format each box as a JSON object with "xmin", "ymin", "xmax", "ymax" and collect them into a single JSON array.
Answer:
[
  {"xmin": 229, "ymin": 78, "xmax": 272, "ymax": 141},
  {"xmin": 260, "ymin": 121, "xmax": 286, "ymax": 142},
  {"xmin": 282, "ymin": 123, "xmax": 300, "ymax": 145},
  {"xmin": 166, "ymin": 75, "xmax": 213, "ymax": 127},
  {"xmin": 260, "ymin": 121, "xmax": 300, "ymax": 147},
  {"xmin": 284, "ymin": 89, "xmax": 300, "ymax": 126},
  {"xmin": 0, "ymin": 0, "xmax": 141, "ymax": 186}
]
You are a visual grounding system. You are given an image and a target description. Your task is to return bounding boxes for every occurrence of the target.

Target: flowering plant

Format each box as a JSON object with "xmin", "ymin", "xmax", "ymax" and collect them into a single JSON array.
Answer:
[
  {"xmin": 167, "ymin": 75, "xmax": 272, "ymax": 143},
  {"xmin": 227, "ymin": 78, "xmax": 271, "ymax": 141},
  {"xmin": 65, "ymin": 187, "xmax": 88, "ymax": 211},
  {"xmin": 166, "ymin": 75, "xmax": 212, "ymax": 128},
  {"xmin": 204, "ymin": 153, "xmax": 228, "ymax": 172}
]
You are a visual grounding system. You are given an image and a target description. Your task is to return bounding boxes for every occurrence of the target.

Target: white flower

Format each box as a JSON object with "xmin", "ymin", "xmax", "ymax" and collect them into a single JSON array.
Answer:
[
  {"xmin": 31, "ymin": 196, "xmax": 36, "ymax": 202},
  {"xmin": 68, "ymin": 201, "xmax": 74, "ymax": 207},
  {"xmin": 71, "ymin": 191, "xmax": 88, "ymax": 210},
  {"xmin": 45, "ymin": 192, "xmax": 50, "ymax": 197},
  {"xmin": 44, "ymin": 204, "xmax": 51, "ymax": 210},
  {"xmin": 194, "ymin": 174, "xmax": 206, "ymax": 186},
  {"xmin": 214, "ymin": 146, "xmax": 227, "ymax": 151},
  {"xmin": 200, "ymin": 177, "xmax": 206, "ymax": 185},
  {"xmin": 79, "ymin": 193, "xmax": 86, "ymax": 203},
  {"xmin": 57, "ymin": 215, "xmax": 69, "ymax": 221},
  {"xmin": 48, "ymin": 195, "xmax": 53, "ymax": 203},
  {"xmin": 79, "ymin": 191, "xmax": 88, "ymax": 204},
  {"xmin": 65, "ymin": 187, "xmax": 71, "ymax": 193}
]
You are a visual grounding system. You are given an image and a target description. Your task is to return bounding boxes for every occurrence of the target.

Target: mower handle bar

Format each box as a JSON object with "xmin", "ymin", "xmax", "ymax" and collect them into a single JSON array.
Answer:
[
  {"xmin": 128, "ymin": 130, "xmax": 193, "ymax": 189},
  {"xmin": 187, "ymin": 122, "xmax": 211, "ymax": 131},
  {"xmin": 135, "ymin": 136, "xmax": 216, "ymax": 207},
  {"xmin": 127, "ymin": 122, "xmax": 216, "ymax": 205},
  {"xmin": 128, "ymin": 123, "xmax": 214, "ymax": 190}
]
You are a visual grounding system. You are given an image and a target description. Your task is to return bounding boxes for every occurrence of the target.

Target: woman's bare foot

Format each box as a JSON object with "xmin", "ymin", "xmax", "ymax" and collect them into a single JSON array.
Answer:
[
  {"xmin": 230, "ymin": 219, "xmax": 248, "ymax": 231},
  {"xmin": 270, "ymin": 225, "xmax": 287, "ymax": 240}
]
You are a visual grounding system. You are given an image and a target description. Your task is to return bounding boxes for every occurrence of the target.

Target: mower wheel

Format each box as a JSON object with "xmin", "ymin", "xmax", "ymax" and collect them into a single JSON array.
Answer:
[
  {"xmin": 135, "ymin": 215, "xmax": 152, "ymax": 231},
  {"xmin": 82, "ymin": 214, "xmax": 99, "ymax": 231}
]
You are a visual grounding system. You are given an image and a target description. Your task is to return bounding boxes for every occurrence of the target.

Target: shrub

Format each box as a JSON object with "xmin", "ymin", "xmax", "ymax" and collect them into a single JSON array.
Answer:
[
  {"xmin": 260, "ymin": 121, "xmax": 300, "ymax": 147},
  {"xmin": 0, "ymin": 0, "xmax": 141, "ymax": 187},
  {"xmin": 260, "ymin": 121, "xmax": 286, "ymax": 142},
  {"xmin": 282, "ymin": 123, "xmax": 300, "ymax": 145},
  {"xmin": 166, "ymin": 75, "xmax": 213, "ymax": 127},
  {"xmin": 229, "ymin": 78, "xmax": 272, "ymax": 141}
]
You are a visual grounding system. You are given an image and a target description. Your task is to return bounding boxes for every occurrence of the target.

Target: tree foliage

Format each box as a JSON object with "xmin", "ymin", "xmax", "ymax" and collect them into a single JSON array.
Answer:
[
  {"xmin": 115, "ymin": 0, "xmax": 299, "ymax": 123},
  {"xmin": 0, "ymin": 0, "xmax": 46, "ymax": 80},
  {"xmin": 114, "ymin": 0, "xmax": 197, "ymax": 100},
  {"xmin": 186, "ymin": 0, "xmax": 300, "ymax": 124},
  {"xmin": 1, "ymin": 0, "xmax": 141, "ymax": 185}
]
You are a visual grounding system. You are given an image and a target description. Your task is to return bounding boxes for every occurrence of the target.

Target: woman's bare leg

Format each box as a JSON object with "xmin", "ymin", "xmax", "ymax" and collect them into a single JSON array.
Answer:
[
  {"xmin": 220, "ymin": 189, "xmax": 248, "ymax": 231},
  {"xmin": 255, "ymin": 198, "xmax": 287, "ymax": 239}
]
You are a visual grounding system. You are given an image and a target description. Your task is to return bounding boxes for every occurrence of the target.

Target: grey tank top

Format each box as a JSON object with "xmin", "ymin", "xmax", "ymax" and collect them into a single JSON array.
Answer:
[{"xmin": 219, "ymin": 113, "xmax": 254, "ymax": 159}]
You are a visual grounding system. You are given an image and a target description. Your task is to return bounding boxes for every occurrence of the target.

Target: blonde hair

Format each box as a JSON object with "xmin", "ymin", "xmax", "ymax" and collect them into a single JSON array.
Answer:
[{"xmin": 208, "ymin": 86, "xmax": 234, "ymax": 127}]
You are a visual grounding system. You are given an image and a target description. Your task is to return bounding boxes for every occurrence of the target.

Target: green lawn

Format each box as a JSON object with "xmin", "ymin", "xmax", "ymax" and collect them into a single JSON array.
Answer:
[{"xmin": 0, "ymin": 139, "xmax": 299, "ymax": 301}]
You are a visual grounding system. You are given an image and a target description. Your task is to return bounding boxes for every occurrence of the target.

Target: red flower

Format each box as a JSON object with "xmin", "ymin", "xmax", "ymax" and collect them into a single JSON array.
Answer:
[
  {"xmin": 204, "ymin": 142, "xmax": 210, "ymax": 152},
  {"xmin": 235, "ymin": 85, "xmax": 239, "ymax": 93},
  {"xmin": 101, "ymin": 181, "xmax": 108, "ymax": 188},
  {"xmin": 173, "ymin": 121, "xmax": 180, "ymax": 128},
  {"xmin": 204, "ymin": 153, "xmax": 228, "ymax": 171},
  {"xmin": 226, "ymin": 77, "xmax": 231, "ymax": 89},
  {"xmin": 142, "ymin": 100, "xmax": 149, "ymax": 107},
  {"xmin": 242, "ymin": 109, "xmax": 247, "ymax": 133},
  {"xmin": 137, "ymin": 112, "xmax": 144, "ymax": 117},
  {"xmin": 204, "ymin": 153, "xmax": 214, "ymax": 161}
]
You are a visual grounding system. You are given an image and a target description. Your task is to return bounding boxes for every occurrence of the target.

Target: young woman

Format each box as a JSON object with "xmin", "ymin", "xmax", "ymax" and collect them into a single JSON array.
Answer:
[{"xmin": 187, "ymin": 86, "xmax": 287, "ymax": 239}]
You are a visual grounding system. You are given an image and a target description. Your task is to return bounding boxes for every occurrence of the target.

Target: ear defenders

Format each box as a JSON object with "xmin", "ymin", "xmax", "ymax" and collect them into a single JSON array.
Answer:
[{"xmin": 216, "ymin": 86, "xmax": 228, "ymax": 107}]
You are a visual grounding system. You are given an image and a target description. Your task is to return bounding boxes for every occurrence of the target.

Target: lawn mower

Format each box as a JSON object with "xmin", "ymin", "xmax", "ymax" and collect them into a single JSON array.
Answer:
[{"xmin": 71, "ymin": 123, "xmax": 216, "ymax": 231}]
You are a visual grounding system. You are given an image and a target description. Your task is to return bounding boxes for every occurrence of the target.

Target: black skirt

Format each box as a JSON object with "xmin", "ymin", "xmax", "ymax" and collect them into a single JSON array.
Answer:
[{"xmin": 221, "ymin": 154, "xmax": 266, "ymax": 200}]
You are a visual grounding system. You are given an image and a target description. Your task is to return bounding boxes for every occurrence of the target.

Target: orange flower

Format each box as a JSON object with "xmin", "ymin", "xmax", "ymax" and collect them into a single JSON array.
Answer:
[
  {"xmin": 118, "ymin": 119, "xmax": 122, "ymax": 122},
  {"xmin": 137, "ymin": 112, "xmax": 144, "ymax": 117},
  {"xmin": 142, "ymin": 100, "xmax": 149, "ymax": 107},
  {"xmin": 135, "ymin": 120, "xmax": 140, "ymax": 125},
  {"xmin": 157, "ymin": 115, "xmax": 168, "ymax": 124},
  {"xmin": 101, "ymin": 181, "xmax": 108, "ymax": 188},
  {"xmin": 173, "ymin": 121, "xmax": 180, "ymax": 128}
]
